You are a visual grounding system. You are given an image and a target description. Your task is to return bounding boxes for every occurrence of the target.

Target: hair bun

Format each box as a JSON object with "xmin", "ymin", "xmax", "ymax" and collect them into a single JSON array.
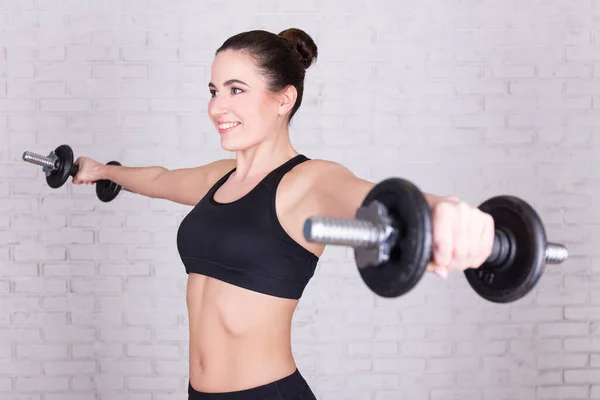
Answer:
[{"xmin": 279, "ymin": 28, "xmax": 318, "ymax": 70}]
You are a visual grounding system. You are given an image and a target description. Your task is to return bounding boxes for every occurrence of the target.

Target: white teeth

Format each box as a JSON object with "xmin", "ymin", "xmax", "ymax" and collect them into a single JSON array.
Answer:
[{"xmin": 219, "ymin": 122, "xmax": 239, "ymax": 130}]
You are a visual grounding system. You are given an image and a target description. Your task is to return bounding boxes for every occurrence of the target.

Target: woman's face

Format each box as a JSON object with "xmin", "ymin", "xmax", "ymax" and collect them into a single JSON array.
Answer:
[{"xmin": 208, "ymin": 49, "xmax": 288, "ymax": 152}]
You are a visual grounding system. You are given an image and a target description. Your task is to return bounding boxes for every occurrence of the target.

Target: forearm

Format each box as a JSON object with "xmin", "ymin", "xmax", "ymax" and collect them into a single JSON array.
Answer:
[{"xmin": 100, "ymin": 163, "xmax": 168, "ymax": 199}]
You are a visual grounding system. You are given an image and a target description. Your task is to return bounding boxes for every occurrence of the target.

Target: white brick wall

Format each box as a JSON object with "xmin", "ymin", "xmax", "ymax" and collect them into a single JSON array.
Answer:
[{"xmin": 0, "ymin": 0, "xmax": 598, "ymax": 399}]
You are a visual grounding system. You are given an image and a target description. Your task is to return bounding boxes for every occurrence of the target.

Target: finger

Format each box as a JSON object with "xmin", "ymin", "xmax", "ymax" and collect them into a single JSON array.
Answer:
[
  {"xmin": 473, "ymin": 212, "xmax": 495, "ymax": 268},
  {"xmin": 464, "ymin": 204, "xmax": 482, "ymax": 269},
  {"xmin": 446, "ymin": 196, "xmax": 461, "ymax": 204},
  {"xmin": 446, "ymin": 201, "xmax": 469, "ymax": 271},
  {"xmin": 435, "ymin": 265, "xmax": 449, "ymax": 279},
  {"xmin": 72, "ymin": 159, "xmax": 82, "ymax": 183},
  {"xmin": 426, "ymin": 262, "xmax": 435, "ymax": 272},
  {"xmin": 432, "ymin": 202, "xmax": 455, "ymax": 268},
  {"xmin": 426, "ymin": 262, "xmax": 449, "ymax": 279}
]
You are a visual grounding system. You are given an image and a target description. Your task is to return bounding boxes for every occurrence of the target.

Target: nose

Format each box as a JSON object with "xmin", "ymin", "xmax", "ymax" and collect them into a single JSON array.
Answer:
[{"xmin": 208, "ymin": 95, "xmax": 230, "ymax": 119}]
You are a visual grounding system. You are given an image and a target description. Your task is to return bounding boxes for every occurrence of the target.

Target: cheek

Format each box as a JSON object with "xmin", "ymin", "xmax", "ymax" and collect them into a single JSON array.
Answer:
[
  {"xmin": 239, "ymin": 97, "xmax": 271, "ymax": 122},
  {"xmin": 256, "ymin": 96, "xmax": 279, "ymax": 120}
]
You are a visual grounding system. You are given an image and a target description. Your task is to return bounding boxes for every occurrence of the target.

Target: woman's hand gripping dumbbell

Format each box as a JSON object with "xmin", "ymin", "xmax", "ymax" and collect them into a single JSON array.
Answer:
[
  {"xmin": 22, "ymin": 144, "xmax": 130, "ymax": 202},
  {"xmin": 303, "ymin": 177, "xmax": 568, "ymax": 303}
]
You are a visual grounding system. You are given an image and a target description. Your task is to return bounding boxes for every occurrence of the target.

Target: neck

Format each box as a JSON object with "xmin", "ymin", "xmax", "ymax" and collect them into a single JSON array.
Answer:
[{"xmin": 233, "ymin": 128, "xmax": 298, "ymax": 180}]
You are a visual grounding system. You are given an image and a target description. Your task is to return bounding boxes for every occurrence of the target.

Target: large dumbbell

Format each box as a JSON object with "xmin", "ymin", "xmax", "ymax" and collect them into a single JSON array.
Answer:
[
  {"xmin": 22, "ymin": 144, "xmax": 131, "ymax": 202},
  {"xmin": 303, "ymin": 178, "xmax": 568, "ymax": 303}
]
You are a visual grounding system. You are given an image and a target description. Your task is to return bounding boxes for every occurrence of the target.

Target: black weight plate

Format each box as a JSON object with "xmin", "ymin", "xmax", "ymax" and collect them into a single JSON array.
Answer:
[
  {"xmin": 464, "ymin": 196, "xmax": 546, "ymax": 303},
  {"xmin": 46, "ymin": 145, "xmax": 73, "ymax": 189},
  {"xmin": 356, "ymin": 178, "xmax": 433, "ymax": 298},
  {"xmin": 95, "ymin": 161, "xmax": 123, "ymax": 202}
]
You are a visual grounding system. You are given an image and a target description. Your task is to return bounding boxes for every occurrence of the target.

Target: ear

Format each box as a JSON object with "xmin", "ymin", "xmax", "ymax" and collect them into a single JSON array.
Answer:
[{"xmin": 277, "ymin": 85, "xmax": 297, "ymax": 116}]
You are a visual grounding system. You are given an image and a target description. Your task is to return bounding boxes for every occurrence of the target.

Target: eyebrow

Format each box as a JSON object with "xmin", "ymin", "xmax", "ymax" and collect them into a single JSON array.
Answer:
[{"xmin": 208, "ymin": 79, "xmax": 250, "ymax": 89}]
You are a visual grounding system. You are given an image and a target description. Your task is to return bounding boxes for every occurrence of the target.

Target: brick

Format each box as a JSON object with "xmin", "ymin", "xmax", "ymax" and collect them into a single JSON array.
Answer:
[
  {"xmin": 70, "ymin": 278, "xmax": 122, "ymax": 294},
  {"xmin": 121, "ymin": 48, "xmax": 178, "ymax": 62},
  {"xmin": 15, "ymin": 377, "xmax": 69, "ymax": 391},
  {"xmin": 126, "ymin": 376, "xmax": 180, "ymax": 391},
  {"xmin": 124, "ymin": 311, "xmax": 177, "ymax": 326},
  {"xmin": 99, "ymin": 328, "xmax": 151, "ymax": 343},
  {"xmin": 90, "ymin": 31, "xmax": 148, "ymax": 46},
  {"xmin": 42, "ymin": 327, "xmax": 95, "ymax": 342},
  {"xmin": 12, "ymin": 312, "xmax": 67, "ymax": 327},
  {"xmin": 72, "ymin": 343, "xmax": 124, "ymax": 359},
  {"xmin": 537, "ymin": 386, "xmax": 589, "ymax": 399},
  {"xmin": 94, "ymin": 64, "xmax": 148, "ymax": 79},
  {"xmin": 40, "ymin": 99, "xmax": 92, "ymax": 113},
  {"xmin": 537, "ymin": 322, "xmax": 589, "ymax": 337},
  {"xmin": 538, "ymin": 354, "xmax": 588, "ymax": 369},
  {"xmin": 16, "ymin": 344, "xmax": 68, "ymax": 360},
  {"xmin": 36, "ymin": 62, "xmax": 92, "ymax": 80},
  {"xmin": 43, "ymin": 361, "xmax": 96, "ymax": 376},
  {"xmin": 6, "ymin": 47, "xmax": 65, "ymax": 62},
  {"xmin": 154, "ymin": 360, "xmax": 188, "ymax": 375},
  {"xmin": 13, "ymin": 278, "xmax": 67, "ymax": 294},
  {"xmin": 68, "ymin": 80, "xmax": 120, "ymax": 97}
]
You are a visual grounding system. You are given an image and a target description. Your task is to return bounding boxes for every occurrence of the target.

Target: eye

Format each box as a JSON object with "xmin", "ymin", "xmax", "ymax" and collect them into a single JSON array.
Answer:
[
  {"xmin": 209, "ymin": 89, "xmax": 217, "ymax": 97},
  {"xmin": 231, "ymin": 87, "xmax": 243, "ymax": 95}
]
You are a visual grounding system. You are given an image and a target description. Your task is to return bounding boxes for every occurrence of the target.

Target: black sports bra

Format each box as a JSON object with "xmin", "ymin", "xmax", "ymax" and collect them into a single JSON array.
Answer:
[{"xmin": 176, "ymin": 155, "xmax": 319, "ymax": 299}]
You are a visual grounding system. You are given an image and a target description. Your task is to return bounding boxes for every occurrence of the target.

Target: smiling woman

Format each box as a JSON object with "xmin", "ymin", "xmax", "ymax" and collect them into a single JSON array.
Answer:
[
  {"xmin": 207, "ymin": 29, "xmax": 317, "ymax": 152},
  {"xmin": 70, "ymin": 27, "xmax": 496, "ymax": 400},
  {"xmin": 179, "ymin": 29, "xmax": 323, "ymax": 400}
]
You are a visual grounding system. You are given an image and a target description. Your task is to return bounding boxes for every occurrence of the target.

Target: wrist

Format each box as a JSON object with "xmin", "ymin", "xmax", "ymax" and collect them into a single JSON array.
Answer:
[{"xmin": 95, "ymin": 163, "xmax": 114, "ymax": 181}]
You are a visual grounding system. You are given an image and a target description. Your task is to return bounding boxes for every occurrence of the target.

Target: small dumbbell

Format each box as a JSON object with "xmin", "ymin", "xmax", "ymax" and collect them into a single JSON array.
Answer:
[
  {"xmin": 22, "ymin": 144, "xmax": 132, "ymax": 203},
  {"xmin": 303, "ymin": 178, "xmax": 568, "ymax": 303}
]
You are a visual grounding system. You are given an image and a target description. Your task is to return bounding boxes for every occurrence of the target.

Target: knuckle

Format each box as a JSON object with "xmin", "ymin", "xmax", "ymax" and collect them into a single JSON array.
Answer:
[
  {"xmin": 484, "ymin": 212, "xmax": 495, "ymax": 228},
  {"xmin": 454, "ymin": 246, "xmax": 469, "ymax": 260}
]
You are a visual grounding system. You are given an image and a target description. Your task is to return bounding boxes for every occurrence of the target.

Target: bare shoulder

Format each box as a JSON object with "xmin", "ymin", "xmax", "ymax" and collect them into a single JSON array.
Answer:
[
  {"xmin": 293, "ymin": 158, "xmax": 355, "ymax": 183},
  {"xmin": 203, "ymin": 158, "xmax": 237, "ymax": 184},
  {"xmin": 299, "ymin": 158, "xmax": 373, "ymax": 190},
  {"xmin": 154, "ymin": 158, "xmax": 236, "ymax": 206},
  {"xmin": 174, "ymin": 158, "xmax": 236, "ymax": 188},
  {"xmin": 291, "ymin": 158, "xmax": 376, "ymax": 219}
]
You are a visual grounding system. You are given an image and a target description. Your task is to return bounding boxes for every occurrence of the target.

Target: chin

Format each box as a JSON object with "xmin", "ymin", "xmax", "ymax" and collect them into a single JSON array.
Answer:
[
  {"xmin": 220, "ymin": 137, "xmax": 251, "ymax": 152},
  {"xmin": 219, "ymin": 130, "xmax": 264, "ymax": 152}
]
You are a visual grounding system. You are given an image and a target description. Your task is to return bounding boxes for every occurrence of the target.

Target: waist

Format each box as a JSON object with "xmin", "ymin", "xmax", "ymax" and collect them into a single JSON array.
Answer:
[
  {"xmin": 189, "ymin": 336, "xmax": 296, "ymax": 393},
  {"xmin": 188, "ymin": 368, "xmax": 310, "ymax": 400}
]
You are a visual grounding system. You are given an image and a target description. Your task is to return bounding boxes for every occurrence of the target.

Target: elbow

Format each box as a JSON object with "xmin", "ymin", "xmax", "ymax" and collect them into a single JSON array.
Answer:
[{"xmin": 146, "ymin": 167, "xmax": 171, "ymax": 199}]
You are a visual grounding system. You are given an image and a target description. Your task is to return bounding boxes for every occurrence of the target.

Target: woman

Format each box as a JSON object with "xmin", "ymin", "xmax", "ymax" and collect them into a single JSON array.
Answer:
[{"xmin": 73, "ymin": 28, "xmax": 494, "ymax": 400}]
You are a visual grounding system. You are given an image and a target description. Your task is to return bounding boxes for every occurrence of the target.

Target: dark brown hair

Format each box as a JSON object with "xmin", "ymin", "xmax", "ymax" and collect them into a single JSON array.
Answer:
[{"xmin": 216, "ymin": 28, "xmax": 318, "ymax": 122}]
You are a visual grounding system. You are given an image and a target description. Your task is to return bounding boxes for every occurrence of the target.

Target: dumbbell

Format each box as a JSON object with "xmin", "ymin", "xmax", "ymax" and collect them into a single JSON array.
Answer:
[
  {"xmin": 22, "ymin": 144, "xmax": 131, "ymax": 202},
  {"xmin": 303, "ymin": 178, "xmax": 568, "ymax": 303}
]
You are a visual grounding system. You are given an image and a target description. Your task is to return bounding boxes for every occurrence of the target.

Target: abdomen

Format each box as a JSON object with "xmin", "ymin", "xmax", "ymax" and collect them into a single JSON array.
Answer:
[{"xmin": 186, "ymin": 273, "xmax": 299, "ymax": 392}]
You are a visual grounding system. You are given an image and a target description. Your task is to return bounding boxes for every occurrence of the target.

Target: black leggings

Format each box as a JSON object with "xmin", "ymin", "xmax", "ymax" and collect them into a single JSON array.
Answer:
[{"xmin": 188, "ymin": 369, "xmax": 317, "ymax": 400}]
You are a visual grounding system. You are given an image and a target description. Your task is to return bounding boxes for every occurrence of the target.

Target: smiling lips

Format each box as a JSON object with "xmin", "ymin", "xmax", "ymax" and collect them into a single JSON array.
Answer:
[{"xmin": 218, "ymin": 121, "xmax": 240, "ymax": 134}]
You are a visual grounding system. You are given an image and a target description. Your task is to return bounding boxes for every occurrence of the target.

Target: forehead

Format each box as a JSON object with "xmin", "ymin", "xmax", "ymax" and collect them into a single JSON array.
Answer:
[{"xmin": 210, "ymin": 50, "xmax": 262, "ymax": 86}]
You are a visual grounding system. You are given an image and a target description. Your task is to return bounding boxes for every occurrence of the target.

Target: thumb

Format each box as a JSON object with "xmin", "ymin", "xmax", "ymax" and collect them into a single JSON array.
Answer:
[
  {"xmin": 426, "ymin": 262, "xmax": 449, "ymax": 280},
  {"xmin": 434, "ymin": 266, "xmax": 449, "ymax": 280}
]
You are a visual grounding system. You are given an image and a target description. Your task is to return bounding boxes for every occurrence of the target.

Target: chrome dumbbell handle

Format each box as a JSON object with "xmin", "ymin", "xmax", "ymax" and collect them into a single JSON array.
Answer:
[
  {"xmin": 303, "ymin": 216, "xmax": 393, "ymax": 248},
  {"xmin": 22, "ymin": 150, "xmax": 133, "ymax": 194},
  {"xmin": 544, "ymin": 244, "xmax": 569, "ymax": 264},
  {"xmin": 23, "ymin": 145, "xmax": 133, "ymax": 202},
  {"xmin": 23, "ymin": 151, "xmax": 58, "ymax": 170}
]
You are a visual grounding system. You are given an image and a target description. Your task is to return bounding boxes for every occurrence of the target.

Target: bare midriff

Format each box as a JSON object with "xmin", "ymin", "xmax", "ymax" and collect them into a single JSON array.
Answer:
[{"xmin": 186, "ymin": 272, "xmax": 299, "ymax": 393}]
